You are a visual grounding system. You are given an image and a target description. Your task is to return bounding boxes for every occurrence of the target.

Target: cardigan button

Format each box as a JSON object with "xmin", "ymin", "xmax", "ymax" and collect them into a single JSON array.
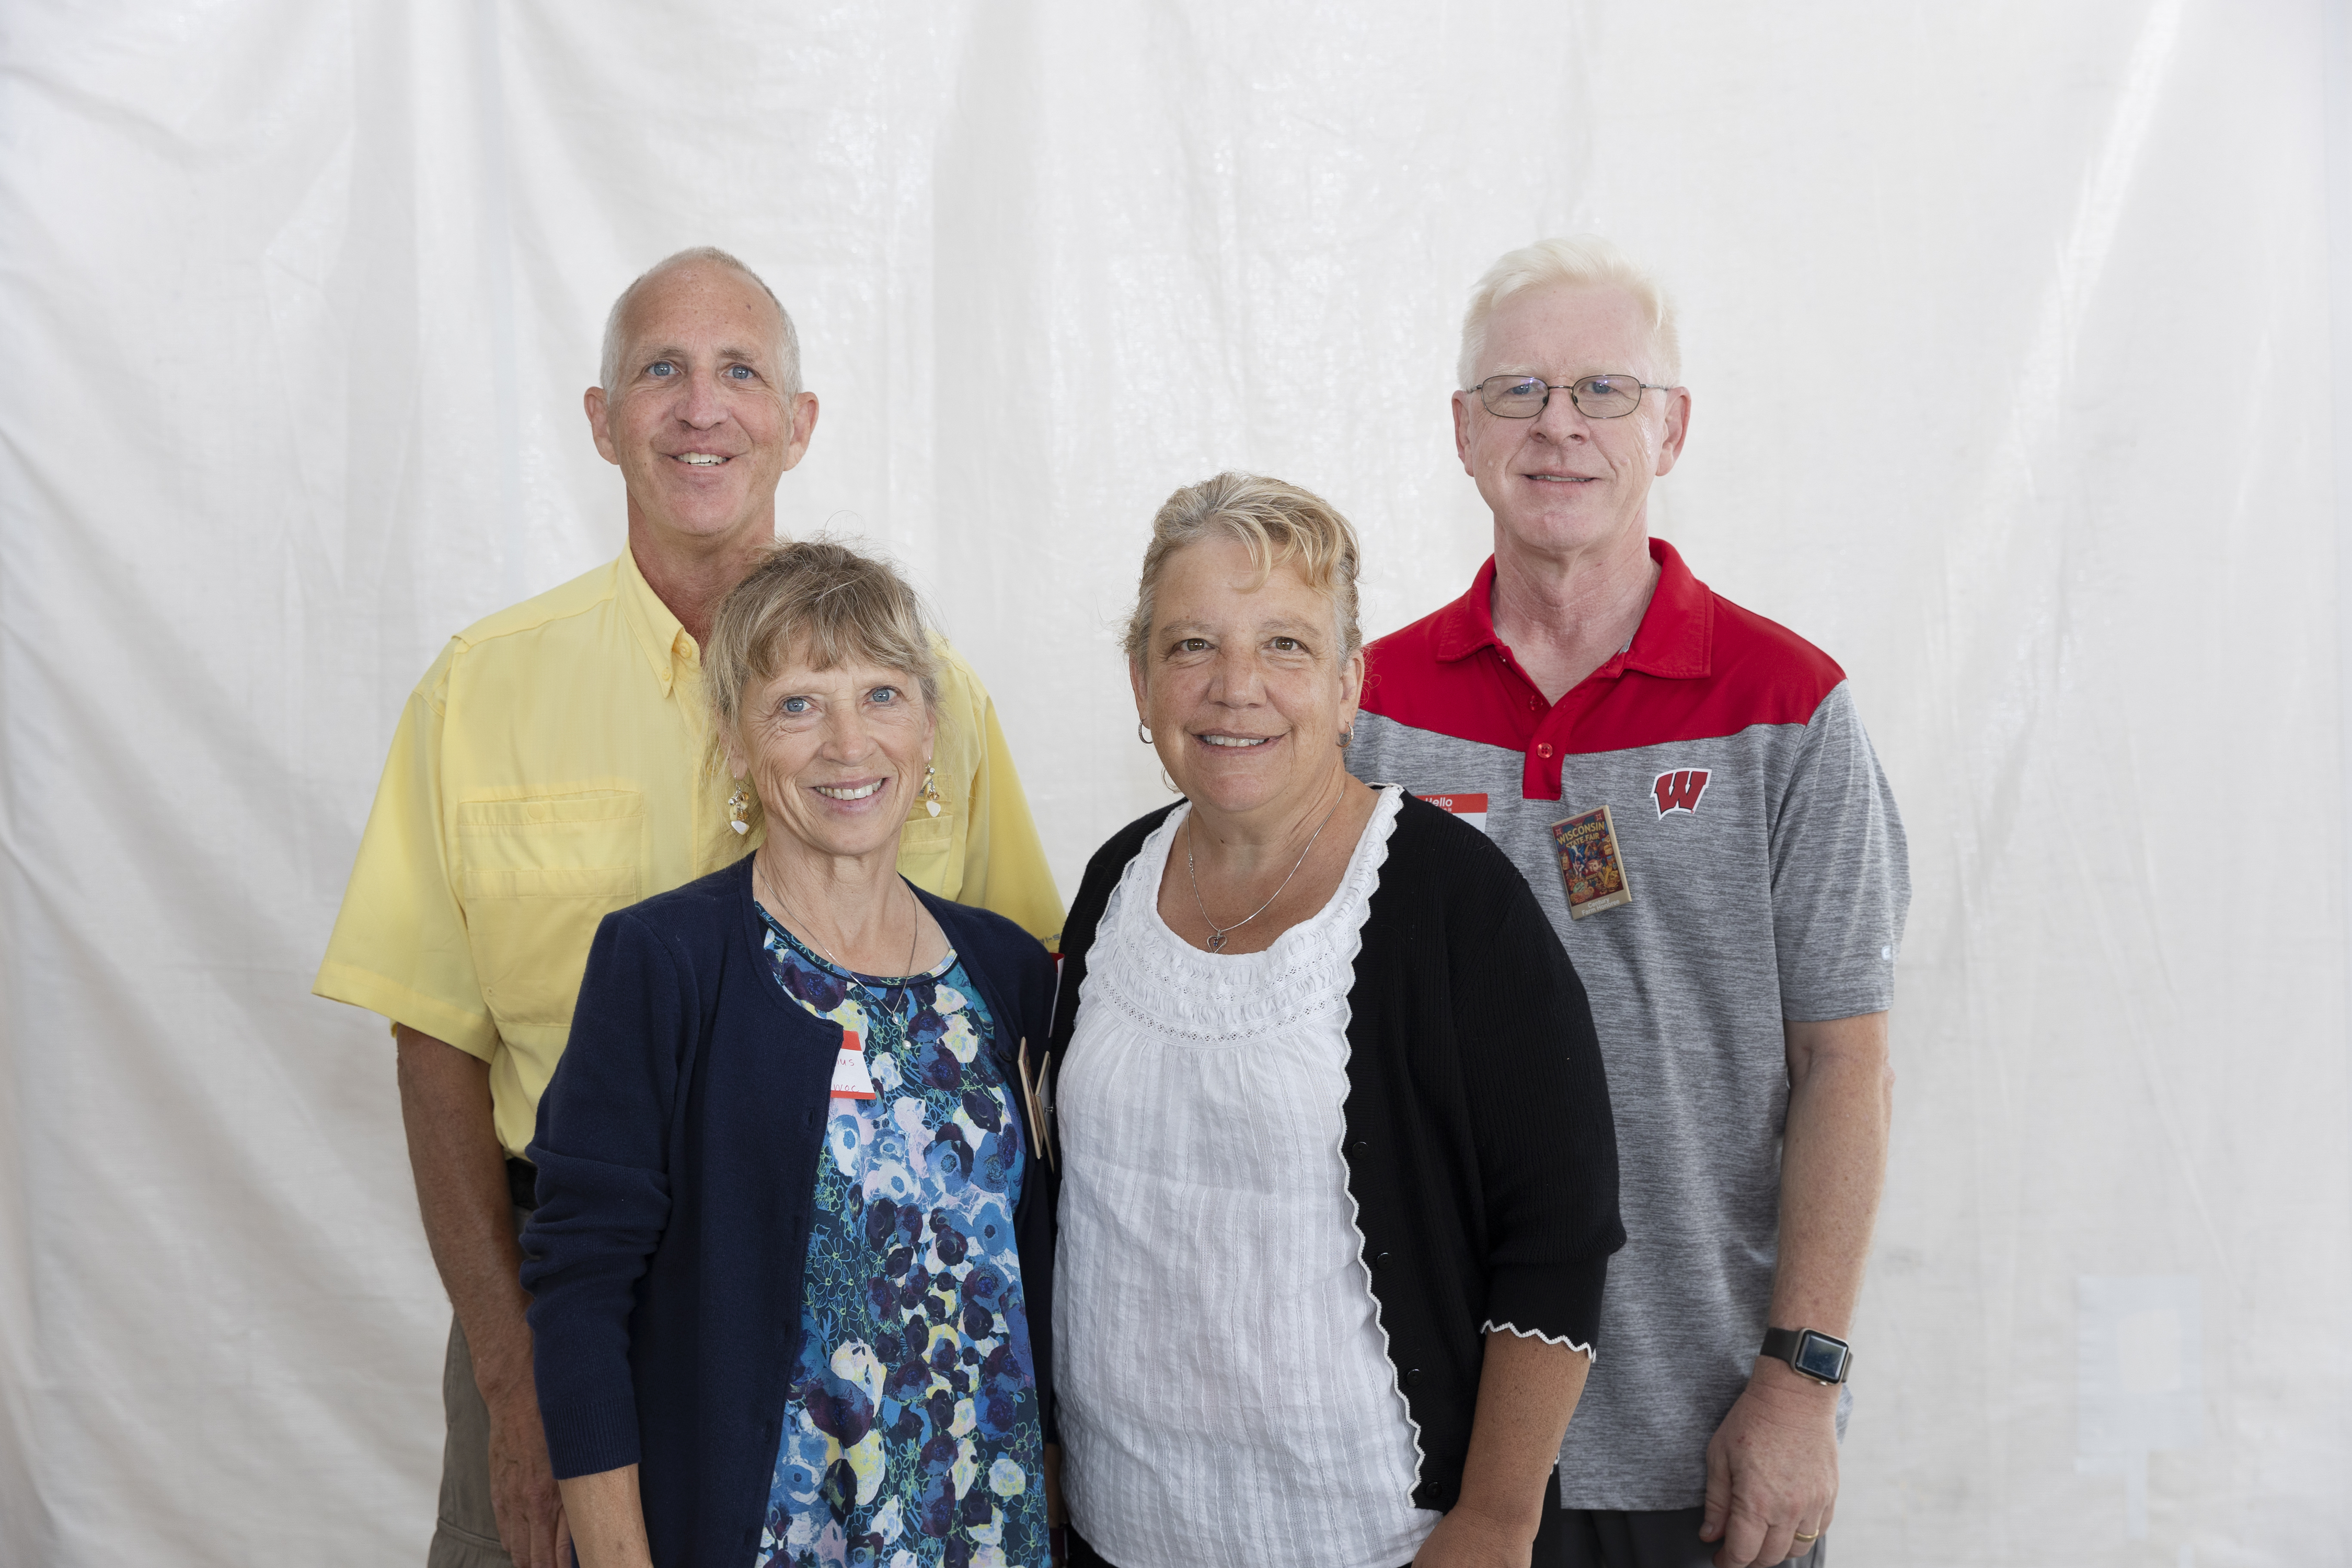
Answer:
[
  {"xmin": 1405, "ymin": 1367, "xmax": 1424, "ymax": 1386},
  {"xmin": 1373, "ymin": 1251, "xmax": 1391, "ymax": 1271},
  {"xmin": 1348, "ymin": 1139, "xmax": 1368, "ymax": 1156}
]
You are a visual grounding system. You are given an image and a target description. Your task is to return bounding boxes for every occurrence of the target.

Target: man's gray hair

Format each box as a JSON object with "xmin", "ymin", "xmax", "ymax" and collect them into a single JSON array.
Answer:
[
  {"xmin": 1456, "ymin": 236, "xmax": 1680, "ymax": 389},
  {"xmin": 599, "ymin": 246, "xmax": 804, "ymax": 398}
]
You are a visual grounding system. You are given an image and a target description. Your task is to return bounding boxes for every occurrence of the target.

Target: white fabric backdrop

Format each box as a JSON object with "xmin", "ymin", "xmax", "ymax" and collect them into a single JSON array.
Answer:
[{"xmin": 2, "ymin": 2, "xmax": 2344, "ymax": 1562}]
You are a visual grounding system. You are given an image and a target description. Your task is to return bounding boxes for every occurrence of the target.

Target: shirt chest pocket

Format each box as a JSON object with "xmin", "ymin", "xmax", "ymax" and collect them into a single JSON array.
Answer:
[
  {"xmin": 894, "ymin": 793, "xmax": 955, "ymax": 880},
  {"xmin": 456, "ymin": 791, "xmax": 646, "ymax": 1031}
]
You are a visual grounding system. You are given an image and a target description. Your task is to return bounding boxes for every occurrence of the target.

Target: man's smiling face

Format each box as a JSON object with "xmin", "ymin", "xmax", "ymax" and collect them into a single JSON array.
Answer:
[
  {"xmin": 586, "ymin": 259, "xmax": 815, "ymax": 548},
  {"xmin": 1452, "ymin": 283, "xmax": 1689, "ymax": 562}
]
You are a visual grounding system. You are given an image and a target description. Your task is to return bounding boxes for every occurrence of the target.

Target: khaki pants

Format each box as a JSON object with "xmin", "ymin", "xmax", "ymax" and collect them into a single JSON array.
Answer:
[
  {"xmin": 427, "ymin": 1205, "xmax": 533, "ymax": 1568},
  {"xmin": 430, "ymin": 1313, "xmax": 512, "ymax": 1567}
]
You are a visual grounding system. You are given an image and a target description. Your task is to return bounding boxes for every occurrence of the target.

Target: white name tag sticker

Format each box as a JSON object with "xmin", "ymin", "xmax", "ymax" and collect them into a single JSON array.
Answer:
[
  {"xmin": 1421, "ymin": 791, "xmax": 1490, "ymax": 834},
  {"xmin": 830, "ymin": 1030, "xmax": 877, "ymax": 1101}
]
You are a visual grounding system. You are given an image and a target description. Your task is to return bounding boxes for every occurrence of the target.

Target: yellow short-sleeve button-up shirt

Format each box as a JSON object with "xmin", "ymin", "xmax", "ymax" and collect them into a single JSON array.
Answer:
[{"xmin": 314, "ymin": 548, "xmax": 1064, "ymax": 1158}]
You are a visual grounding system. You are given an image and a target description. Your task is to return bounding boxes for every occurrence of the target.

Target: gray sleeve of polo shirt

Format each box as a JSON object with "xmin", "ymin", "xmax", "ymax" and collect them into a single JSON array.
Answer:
[{"xmin": 1769, "ymin": 681, "xmax": 1911, "ymax": 1020}]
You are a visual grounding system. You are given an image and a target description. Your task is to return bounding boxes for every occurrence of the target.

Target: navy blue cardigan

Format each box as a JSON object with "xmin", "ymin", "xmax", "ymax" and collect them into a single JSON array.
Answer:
[{"xmin": 519, "ymin": 855, "xmax": 1058, "ymax": 1567}]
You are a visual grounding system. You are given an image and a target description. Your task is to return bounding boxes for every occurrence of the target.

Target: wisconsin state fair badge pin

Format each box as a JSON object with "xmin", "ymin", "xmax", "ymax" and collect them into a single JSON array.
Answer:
[{"xmin": 1550, "ymin": 804, "xmax": 1632, "ymax": 919}]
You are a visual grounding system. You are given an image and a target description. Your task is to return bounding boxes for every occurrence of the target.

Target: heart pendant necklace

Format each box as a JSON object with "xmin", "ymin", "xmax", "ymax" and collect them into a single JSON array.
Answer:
[{"xmin": 1185, "ymin": 789, "xmax": 1345, "ymax": 954}]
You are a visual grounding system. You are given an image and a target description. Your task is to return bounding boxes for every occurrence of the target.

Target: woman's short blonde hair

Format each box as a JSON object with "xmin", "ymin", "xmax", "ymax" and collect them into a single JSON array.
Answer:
[
  {"xmin": 705, "ymin": 539, "xmax": 939, "ymax": 749},
  {"xmin": 1123, "ymin": 472, "xmax": 1363, "ymax": 675}
]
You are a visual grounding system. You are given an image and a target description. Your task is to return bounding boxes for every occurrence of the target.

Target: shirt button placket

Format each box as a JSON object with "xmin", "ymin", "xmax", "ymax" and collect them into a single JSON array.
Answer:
[{"xmin": 1526, "ymin": 736, "xmax": 1560, "ymax": 798}]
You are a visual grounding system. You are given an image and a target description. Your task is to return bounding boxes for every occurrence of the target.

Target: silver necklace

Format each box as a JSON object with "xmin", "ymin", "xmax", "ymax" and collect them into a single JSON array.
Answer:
[
  {"xmin": 756, "ymin": 857, "xmax": 921, "ymax": 995},
  {"xmin": 1185, "ymin": 789, "xmax": 1346, "ymax": 953}
]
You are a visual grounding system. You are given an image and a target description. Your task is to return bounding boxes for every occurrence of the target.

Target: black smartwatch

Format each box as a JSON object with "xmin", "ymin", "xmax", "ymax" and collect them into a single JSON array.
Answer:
[{"xmin": 1760, "ymin": 1327, "xmax": 1852, "ymax": 1386}]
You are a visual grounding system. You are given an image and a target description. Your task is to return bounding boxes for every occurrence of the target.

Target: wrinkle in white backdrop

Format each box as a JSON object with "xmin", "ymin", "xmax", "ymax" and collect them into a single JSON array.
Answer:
[{"xmin": 0, "ymin": 2, "xmax": 2344, "ymax": 1563}]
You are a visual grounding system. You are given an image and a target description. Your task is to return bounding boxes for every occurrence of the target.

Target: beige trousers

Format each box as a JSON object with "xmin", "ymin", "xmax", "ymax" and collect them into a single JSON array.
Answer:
[
  {"xmin": 426, "ymin": 1204, "xmax": 534, "ymax": 1568},
  {"xmin": 429, "ymin": 1313, "xmax": 512, "ymax": 1567}
]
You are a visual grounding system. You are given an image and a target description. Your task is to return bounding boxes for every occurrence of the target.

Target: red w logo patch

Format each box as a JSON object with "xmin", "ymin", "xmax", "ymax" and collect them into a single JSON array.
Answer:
[{"xmin": 1652, "ymin": 768, "xmax": 1710, "ymax": 816}]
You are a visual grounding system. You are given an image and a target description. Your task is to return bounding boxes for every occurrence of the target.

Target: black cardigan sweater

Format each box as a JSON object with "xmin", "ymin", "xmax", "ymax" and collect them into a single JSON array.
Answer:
[
  {"xmin": 1047, "ymin": 791, "xmax": 1623, "ymax": 1513},
  {"xmin": 520, "ymin": 856, "xmax": 1057, "ymax": 1566}
]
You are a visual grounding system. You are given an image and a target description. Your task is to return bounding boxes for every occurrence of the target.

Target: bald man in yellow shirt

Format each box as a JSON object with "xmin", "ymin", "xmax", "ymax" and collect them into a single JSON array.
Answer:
[{"xmin": 315, "ymin": 248, "xmax": 1062, "ymax": 1568}]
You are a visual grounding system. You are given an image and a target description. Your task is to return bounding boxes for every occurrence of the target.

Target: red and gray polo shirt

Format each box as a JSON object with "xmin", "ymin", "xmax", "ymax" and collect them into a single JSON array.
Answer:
[{"xmin": 1348, "ymin": 537, "xmax": 1910, "ymax": 1511}]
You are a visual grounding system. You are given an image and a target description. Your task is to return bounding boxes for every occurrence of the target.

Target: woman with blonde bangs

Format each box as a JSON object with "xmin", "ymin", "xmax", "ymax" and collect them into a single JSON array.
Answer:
[
  {"xmin": 521, "ymin": 540, "xmax": 1059, "ymax": 1568},
  {"xmin": 1043, "ymin": 474, "xmax": 1625, "ymax": 1568}
]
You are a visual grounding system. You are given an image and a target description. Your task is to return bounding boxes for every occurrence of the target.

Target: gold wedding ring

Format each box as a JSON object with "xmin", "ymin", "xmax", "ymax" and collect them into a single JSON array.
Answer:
[{"xmin": 1792, "ymin": 1529, "xmax": 1820, "ymax": 1543}]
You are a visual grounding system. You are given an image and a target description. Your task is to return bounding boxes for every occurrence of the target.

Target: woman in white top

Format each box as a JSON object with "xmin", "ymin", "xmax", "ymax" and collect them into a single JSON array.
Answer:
[{"xmin": 1044, "ymin": 474, "xmax": 1623, "ymax": 1568}]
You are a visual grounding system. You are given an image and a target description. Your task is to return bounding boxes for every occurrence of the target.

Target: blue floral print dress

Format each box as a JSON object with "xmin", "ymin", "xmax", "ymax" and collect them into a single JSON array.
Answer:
[{"xmin": 753, "ymin": 905, "xmax": 1047, "ymax": 1568}]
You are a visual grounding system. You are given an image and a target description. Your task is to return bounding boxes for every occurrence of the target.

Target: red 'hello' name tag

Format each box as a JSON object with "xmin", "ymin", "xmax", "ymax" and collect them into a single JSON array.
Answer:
[
  {"xmin": 829, "ymin": 1029, "xmax": 877, "ymax": 1101},
  {"xmin": 1420, "ymin": 791, "xmax": 1489, "ymax": 833}
]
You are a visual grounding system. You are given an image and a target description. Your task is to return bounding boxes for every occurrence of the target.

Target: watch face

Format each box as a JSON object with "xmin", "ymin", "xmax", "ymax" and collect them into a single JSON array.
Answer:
[{"xmin": 1794, "ymin": 1332, "xmax": 1849, "ymax": 1382}]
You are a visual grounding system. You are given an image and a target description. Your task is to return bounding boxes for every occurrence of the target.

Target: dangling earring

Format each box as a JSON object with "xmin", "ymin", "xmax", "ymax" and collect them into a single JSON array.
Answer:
[
  {"xmin": 920, "ymin": 762, "xmax": 943, "ymax": 818},
  {"xmin": 727, "ymin": 782, "xmax": 754, "ymax": 836},
  {"xmin": 1137, "ymin": 722, "xmax": 1154, "ymax": 745}
]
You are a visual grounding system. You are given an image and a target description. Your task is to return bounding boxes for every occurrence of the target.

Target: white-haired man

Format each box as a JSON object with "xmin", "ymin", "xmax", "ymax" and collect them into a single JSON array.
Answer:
[
  {"xmin": 316, "ymin": 248, "xmax": 1062, "ymax": 1568},
  {"xmin": 1347, "ymin": 237, "xmax": 1909, "ymax": 1568}
]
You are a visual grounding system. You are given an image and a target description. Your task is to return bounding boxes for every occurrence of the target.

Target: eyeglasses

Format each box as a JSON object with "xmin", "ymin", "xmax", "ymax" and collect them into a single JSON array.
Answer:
[{"xmin": 1468, "ymin": 374, "xmax": 1673, "ymax": 420}]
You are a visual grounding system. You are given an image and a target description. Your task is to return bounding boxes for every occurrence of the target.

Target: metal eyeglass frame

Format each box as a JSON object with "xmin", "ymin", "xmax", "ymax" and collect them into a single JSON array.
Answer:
[{"xmin": 1468, "ymin": 374, "xmax": 1675, "ymax": 420}]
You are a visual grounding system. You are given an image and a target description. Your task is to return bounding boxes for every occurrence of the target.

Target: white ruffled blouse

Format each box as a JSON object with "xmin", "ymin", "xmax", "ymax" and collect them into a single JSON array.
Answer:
[{"xmin": 1054, "ymin": 786, "xmax": 1437, "ymax": 1568}]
